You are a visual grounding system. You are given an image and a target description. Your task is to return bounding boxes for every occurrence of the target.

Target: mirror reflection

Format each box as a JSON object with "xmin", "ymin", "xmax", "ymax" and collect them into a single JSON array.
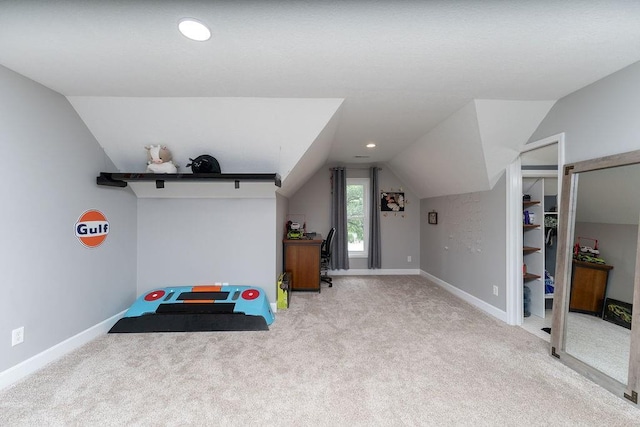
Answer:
[{"xmin": 564, "ymin": 164, "xmax": 640, "ymax": 384}]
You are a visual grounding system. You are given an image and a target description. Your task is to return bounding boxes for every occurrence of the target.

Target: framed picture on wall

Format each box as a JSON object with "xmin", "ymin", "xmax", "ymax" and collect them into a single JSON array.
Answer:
[
  {"xmin": 381, "ymin": 192, "xmax": 405, "ymax": 212},
  {"xmin": 428, "ymin": 211, "xmax": 438, "ymax": 225}
]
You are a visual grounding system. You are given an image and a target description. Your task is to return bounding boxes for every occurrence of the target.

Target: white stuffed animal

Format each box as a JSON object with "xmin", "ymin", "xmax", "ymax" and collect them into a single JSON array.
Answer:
[{"xmin": 145, "ymin": 145, "xmax": 178, "ymax": 173}]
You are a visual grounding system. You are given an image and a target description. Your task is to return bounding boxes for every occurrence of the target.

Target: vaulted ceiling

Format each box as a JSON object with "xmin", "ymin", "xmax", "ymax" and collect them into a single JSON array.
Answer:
[{"xmin": 2, "ymin": 1, "xmax": 640, "ymax": 197}]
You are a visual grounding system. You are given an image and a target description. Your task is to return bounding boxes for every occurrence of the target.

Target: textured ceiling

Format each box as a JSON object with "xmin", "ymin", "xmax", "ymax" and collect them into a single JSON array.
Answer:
[{"xmin": 1, "ymin": 1, "xmax": 640, "ymax": 197}]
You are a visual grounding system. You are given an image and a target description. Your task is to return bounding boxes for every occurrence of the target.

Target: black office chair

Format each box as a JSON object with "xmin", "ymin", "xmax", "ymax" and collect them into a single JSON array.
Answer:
[{"xmin": 320, "ymin": 228, "xmax": 336, "ymax": 287}]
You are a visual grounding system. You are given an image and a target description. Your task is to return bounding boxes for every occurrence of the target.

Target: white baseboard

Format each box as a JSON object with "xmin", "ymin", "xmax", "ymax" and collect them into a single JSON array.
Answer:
[
  {"xmin": 420, "ymin": 270, "xmax": 507, "ymax": 323},
  {"xmin": 329, "ymin": 269, "xmax": 421, "ymax": 276},
  {"xmin": 0, "ymin": 310, "xmax": 125, "ymax": 391}
]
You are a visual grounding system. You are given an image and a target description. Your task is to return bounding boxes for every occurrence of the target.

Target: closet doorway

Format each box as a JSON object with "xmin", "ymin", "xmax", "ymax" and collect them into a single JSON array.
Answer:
[
  {"xmin": 506, "ymin": 133, "xmax": 564, "ymax": 339},
  {"xmin": 520, "ymin": 170, "xmax": 559, "ymax": 340}
]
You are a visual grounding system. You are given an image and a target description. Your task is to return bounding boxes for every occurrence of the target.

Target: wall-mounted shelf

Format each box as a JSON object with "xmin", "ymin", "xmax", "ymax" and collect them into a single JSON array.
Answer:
[
  {"xmin": 96, "ymin": 172, "xmax": 282, "ymax": 199},
  {"xmin": 97, "ymin": 172, "xmax": 281, "ymax": 189}
]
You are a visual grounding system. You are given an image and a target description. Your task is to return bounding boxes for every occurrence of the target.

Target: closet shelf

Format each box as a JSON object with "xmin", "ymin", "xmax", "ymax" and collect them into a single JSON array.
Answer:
[
  {"xmin": 97, "ymin": 172, "xmax": 281, "ymax": 189},
  {"xmin": 523, "ymin": 246, "xmax": 541, "ymax": 254},
  {"xmin": 522, "ymin": 177, "xmax": 557, "ymax": 320}
]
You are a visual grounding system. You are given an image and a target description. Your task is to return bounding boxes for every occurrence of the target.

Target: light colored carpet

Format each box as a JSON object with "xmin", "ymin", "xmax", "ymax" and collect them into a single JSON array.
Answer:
[
  {"xmin": 521, "ymin": 309, "xmax": 552, "ymax": 342},
  {"xmin": 523, "ymin": 309, "xmax": 631, "ymax": 384},
  {"xmin": 1, "ymin": 275, "xmax": 638, "ymax": 426},
  {"xmin": 566, "ymin": 311, "xmax": 631, "ymax": 384}
]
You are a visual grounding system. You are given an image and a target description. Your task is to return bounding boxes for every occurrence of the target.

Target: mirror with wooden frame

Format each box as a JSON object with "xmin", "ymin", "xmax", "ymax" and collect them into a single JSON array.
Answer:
[{"xmin": 551, "ymin": 149, "xmax": 640, "ymax": 405}]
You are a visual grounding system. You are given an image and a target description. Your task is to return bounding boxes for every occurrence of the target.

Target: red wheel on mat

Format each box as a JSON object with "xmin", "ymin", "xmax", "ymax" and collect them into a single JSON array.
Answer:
[
  {"xmin": 241, "ymin": 289, "xmax": 259, "ymax": 300},
  {"xmin": 144, "ymin": 290, "xmax": 166, "ymax": 301}
]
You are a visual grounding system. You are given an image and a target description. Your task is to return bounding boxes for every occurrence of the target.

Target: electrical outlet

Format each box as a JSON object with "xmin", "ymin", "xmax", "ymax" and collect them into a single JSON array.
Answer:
[
  {"xmin": 12, "ymin": 327, "xmax": 24, "ymax": 346},
  {"xmin": 493, "ymin": 285, "xmax": 499, "ymax": 296},
  {"xmin": 407, "ymin": 256, "xmax": 412, "ymax": 262}
]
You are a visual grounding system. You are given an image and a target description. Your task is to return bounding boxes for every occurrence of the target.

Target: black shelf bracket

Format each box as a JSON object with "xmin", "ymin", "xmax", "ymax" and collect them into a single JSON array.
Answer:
[{"xmin": 96, "ymin": 172, "xmax": 282, "ymax": 189}]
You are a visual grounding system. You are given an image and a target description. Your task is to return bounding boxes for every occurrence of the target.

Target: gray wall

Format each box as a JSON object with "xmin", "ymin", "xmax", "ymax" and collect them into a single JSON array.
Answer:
[
  {"xmin": 420, "ymin": 174, "xmax": 507, "ymax": 310},
  {"xmin": 288, "ymin": 167, "xmax": 331, "ymax": 237},
  {"xmin": 377, "ymin": 168, "xmax": 420, "ymax": 270},
  {"xmin": 530, "ymin": 60, "xmax": 640, "ymax": 164},
  {"xmin": 416, "ymin": 61, "xmax": 640, "ymax": 315},
  {"xmin": 288, "ymin": 165, "xmax": 420, "ymax": 271},
  {"xmin": 575, "ymin": 222, "xmax": 637, "ymax": 304},
  {"xmin": 529, "ymin": 60, "xmax": 640, "ymax": 306},
  {"xmin": 0, "ymin": 65, "xmax": 137, "ymax": 372},
  {"xmin": 137, "ymin": 198, "xmax": 278, "ymax": 303}
]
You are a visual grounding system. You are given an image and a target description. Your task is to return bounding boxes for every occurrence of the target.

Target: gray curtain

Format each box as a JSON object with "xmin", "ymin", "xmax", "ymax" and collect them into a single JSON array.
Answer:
[
  {"xmin": 368, "ymin": 167, "xmax": 382, "ymax": 268},
  {"xmin": 331, "ymin": 167, "xmax": 349, "ymax": 270}
]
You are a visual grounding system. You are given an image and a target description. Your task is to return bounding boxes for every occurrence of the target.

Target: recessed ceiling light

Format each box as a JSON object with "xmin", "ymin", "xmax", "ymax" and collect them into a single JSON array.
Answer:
[
  {"xmin": 366, "ymin": 143, "xmax": 376, "ymax": 148},
  {"xmin": 178, "ymin": 18, "xmax": 211, "ymax": 41}
]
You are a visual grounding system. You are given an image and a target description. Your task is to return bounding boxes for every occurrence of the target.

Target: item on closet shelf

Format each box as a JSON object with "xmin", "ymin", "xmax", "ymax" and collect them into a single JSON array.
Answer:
[
  {"xmin": 523, "ymin": 194, "xmax": 531, "ymax": 202},
  {"xmin": 186, "ymin": 154, "xmax": 221, "ymax": 174},
  {"xmin": 546, "ymin": 228, "xmax": 554, "ymax": 246},
  {"xmin": 544, "ymin": 270, "xmax": 554, "ymax": 294},
  {"xmin": 145, "ymin": 145, "xmax": 178, "ymax": 173},
  {"xmin": 523, "ymin": 210, "xmax": 536, "ymax": 225},
  {"xmin": 545, "ymin": 215, "xmax": 558, "ymax": 246},
  {"xmin": 544, "ymin": 215, "xmax": 558, "ymax": 229},
  {"xmin": 523, "ymin": 285, "xmax": 531, "ymax": 317}
]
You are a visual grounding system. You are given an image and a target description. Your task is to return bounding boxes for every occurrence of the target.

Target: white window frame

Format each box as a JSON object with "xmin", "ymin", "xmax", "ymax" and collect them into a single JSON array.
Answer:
[{"xmin": 347, "ymin": 178, "xmax": 370, "ymax": 258}]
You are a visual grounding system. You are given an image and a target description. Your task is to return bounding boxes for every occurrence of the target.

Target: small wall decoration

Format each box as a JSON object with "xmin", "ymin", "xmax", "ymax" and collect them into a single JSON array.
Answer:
[
  {"xmin": 75, "ymin": 209, "xmax": 109, "ymax": 248},
  {"xmin": 428, "ymin": 211, "xmax": 438, "ymax": 225},
  {"xmin": 381, "ymin": 192, "xmax": 405, "ymax": 212}
]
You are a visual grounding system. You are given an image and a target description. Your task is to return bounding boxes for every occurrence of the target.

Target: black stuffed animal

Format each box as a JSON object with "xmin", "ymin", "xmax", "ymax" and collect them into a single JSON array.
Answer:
[{"xmin": 186, "ymin": 155, "xmax": 221, "ymax": 174}]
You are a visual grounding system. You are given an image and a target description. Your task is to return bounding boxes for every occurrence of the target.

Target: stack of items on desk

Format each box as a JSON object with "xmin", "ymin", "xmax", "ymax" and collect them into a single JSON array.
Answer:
[
  {"xmin": 573, "ymin": 237, "xmax": 606, "ymax": 264},
  {"xmin": 286, "ymin": 221, "xmax": 304, "ymax": 239}
]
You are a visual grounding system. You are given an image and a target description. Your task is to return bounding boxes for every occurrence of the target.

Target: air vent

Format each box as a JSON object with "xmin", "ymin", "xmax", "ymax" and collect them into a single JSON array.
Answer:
[{"xmin": 354, "ymin": 155, "xmax": 370, "ymax": 159}]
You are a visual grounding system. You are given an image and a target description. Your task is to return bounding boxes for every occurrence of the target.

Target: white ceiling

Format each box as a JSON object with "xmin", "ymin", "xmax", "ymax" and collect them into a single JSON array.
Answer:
[{"xmin": 2, "ymin": 1, "xmax": 640, "ymax": 197}]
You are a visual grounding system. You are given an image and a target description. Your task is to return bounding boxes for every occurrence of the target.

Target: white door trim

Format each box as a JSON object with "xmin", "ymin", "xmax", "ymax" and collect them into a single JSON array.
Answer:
[
  {"xmin": 506, "ymin": 159, "xmax": 523, "ymax": 325},
  {"xmin": 506, "ymin": 133, "xmax": 565, "ymax": 326}
]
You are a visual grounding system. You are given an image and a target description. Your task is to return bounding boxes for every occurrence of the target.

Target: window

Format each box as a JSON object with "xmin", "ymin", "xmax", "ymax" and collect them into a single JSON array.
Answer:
[{"xmin": 347, "ymin": 178, "xmax": 370, "ymax": 257}]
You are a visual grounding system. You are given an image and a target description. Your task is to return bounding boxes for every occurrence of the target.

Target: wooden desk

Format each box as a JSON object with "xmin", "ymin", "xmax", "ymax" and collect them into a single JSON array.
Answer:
[
  {"xmin": 569, "ymin": 260, "xmax": 613, "ymax": 316},
  {"xmin": 283, "ymin": 235, "xmax": 323, "ymax": 292}
]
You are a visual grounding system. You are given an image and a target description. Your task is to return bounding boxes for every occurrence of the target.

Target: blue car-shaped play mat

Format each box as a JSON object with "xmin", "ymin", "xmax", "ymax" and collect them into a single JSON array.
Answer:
[{"xmin": 109, "ymin": 285, "xmax": 274, "ymax": 333}]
